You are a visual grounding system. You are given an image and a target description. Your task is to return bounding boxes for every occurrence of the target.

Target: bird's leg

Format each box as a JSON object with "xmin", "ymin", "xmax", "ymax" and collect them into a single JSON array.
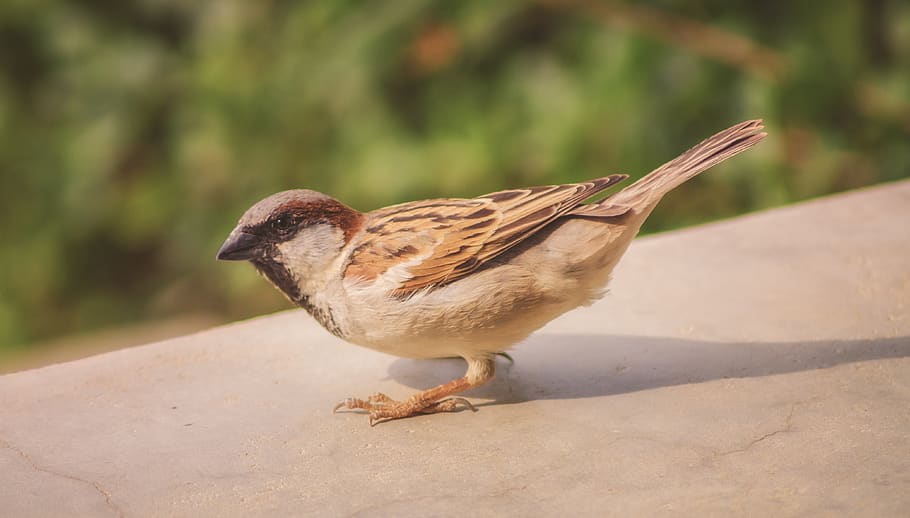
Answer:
[{"xmin": 333, "ymin": 357, "xmax": 495, "ymax": 425}]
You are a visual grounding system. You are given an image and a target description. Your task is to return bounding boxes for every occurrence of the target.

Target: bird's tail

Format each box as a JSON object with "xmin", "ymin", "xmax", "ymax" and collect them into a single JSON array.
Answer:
[{"xmin": 571, "ymin": 119, "xmax": 766, "ymax": 218}]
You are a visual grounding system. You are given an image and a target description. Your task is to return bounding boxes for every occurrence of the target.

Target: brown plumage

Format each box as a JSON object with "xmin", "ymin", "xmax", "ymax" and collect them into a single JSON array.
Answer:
[
  {"xmin": 346, "ymin": 175, "xmax": 627, "ymax": 296},
  {"xmin": 217, "ymin": 119, "xmax": 767, "ymax": 425}
]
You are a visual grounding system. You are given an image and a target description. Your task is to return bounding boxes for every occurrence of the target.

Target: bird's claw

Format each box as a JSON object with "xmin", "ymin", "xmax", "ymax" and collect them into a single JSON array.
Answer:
[
  {"xmin": 333, "ymin": 393, "xmax": 393, "ymax": 414},
  {"xmin": 435, "ymin": 397, "xmax": 477, "ymax": 413},
  {"xmin": 332, "ymin": 393, "xmax": 476, "ymax": 425}
]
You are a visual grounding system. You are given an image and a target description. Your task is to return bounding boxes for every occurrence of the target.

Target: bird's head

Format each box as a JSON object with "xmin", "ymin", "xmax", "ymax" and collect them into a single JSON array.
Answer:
[{"xmin": 216, "ymin": 189, "xmax": 364, "ymax": 302}]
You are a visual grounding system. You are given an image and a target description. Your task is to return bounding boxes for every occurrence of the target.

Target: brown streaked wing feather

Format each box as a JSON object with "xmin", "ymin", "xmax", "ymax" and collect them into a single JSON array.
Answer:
[
  {"xmin": 568, "ymin": 201, "xmax": 633, "ymax": 218},
  {"xmin": 344, "ymin": 174, "xmax": 627, "ymax": 296},
  {"xmin": 474, "ymin": 175, "xmax": 627, "ymax": 263},
  {"xmin": 344, "ymin": 199, "xmax": 500, "ymax": 290}
]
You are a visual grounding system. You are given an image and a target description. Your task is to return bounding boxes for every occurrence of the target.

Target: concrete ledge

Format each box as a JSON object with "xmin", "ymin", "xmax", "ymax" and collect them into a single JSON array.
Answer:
[{"xmin": 2, "ymin": 181, "xmax": 908, "ymax": 516}]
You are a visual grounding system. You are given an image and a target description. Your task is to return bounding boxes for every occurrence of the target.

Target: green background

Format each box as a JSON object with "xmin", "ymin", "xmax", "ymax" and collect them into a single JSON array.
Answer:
[{"xmin": 1, "ymin": 0, "xmax": 908, "ymax": 360}]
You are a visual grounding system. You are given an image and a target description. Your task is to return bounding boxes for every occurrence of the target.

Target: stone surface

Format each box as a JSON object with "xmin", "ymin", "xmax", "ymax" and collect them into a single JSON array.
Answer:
[{"xmin": 1, "ymin": 181, "xmax": 908, "ymax": 517}]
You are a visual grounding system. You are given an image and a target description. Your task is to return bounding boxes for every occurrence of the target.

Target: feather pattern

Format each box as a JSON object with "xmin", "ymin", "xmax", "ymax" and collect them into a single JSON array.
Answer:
[
  {"xmin": 570, "ymin": 119, "xmax": 766, "ymax": 217},
  {"xmin": 344, "ymin": 174, "xmax": 627, "ymax": 296}
]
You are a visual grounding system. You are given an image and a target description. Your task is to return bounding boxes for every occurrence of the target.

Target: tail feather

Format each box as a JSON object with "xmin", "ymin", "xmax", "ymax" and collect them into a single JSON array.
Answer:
[{"xmin": 571, "ymin": 119, "xmax": 766, "ymax": 217}]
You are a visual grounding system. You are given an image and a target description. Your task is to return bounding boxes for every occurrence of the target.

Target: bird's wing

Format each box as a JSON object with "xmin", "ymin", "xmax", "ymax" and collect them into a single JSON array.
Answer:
[{"xmin": 343, "ymin": 175, "xmax": 627, "ymax": 297}]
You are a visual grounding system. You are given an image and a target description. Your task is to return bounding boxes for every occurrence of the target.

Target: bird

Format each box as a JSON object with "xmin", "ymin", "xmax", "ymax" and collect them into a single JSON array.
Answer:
[{"xmin": 217, "ymin": 119, "xmax": 767, "ymax": 425}]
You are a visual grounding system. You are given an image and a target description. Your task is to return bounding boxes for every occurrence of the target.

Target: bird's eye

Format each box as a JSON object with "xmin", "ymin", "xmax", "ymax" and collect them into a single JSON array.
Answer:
[{"xmin": 273, "ymin": 215, "xmax": 296, "ymax": 232}]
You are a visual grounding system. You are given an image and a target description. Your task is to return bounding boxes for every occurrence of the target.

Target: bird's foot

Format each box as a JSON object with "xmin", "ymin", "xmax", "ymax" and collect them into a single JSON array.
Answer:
[{"xmin": 333, "ymin": 392, "xmax": 476, "ymax": 426}]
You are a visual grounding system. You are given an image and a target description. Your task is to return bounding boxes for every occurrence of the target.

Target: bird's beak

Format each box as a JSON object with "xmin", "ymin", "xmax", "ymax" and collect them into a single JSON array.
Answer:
[{"xmin": 216, "ymin": 230, "xmax": 260, "ymax": 261}]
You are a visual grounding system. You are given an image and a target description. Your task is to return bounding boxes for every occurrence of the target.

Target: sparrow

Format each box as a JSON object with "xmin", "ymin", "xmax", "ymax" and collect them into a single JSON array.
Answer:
[{"xmin": 217, "ymin": 120, "xmax": 766, "ymax": 425}]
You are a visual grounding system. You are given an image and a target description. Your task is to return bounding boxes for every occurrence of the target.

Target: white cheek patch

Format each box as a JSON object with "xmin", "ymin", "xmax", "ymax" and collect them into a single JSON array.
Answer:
[{"xmin": 274, "ymin": 224, "xmax": 346, "ymax": 292}]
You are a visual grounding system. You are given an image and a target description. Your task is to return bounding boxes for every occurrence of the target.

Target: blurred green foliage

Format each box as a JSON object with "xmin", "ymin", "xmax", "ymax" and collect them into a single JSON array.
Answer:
[{"xmin": 1, "ymin": 0, "xmax": 909, "ymax": 352}]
